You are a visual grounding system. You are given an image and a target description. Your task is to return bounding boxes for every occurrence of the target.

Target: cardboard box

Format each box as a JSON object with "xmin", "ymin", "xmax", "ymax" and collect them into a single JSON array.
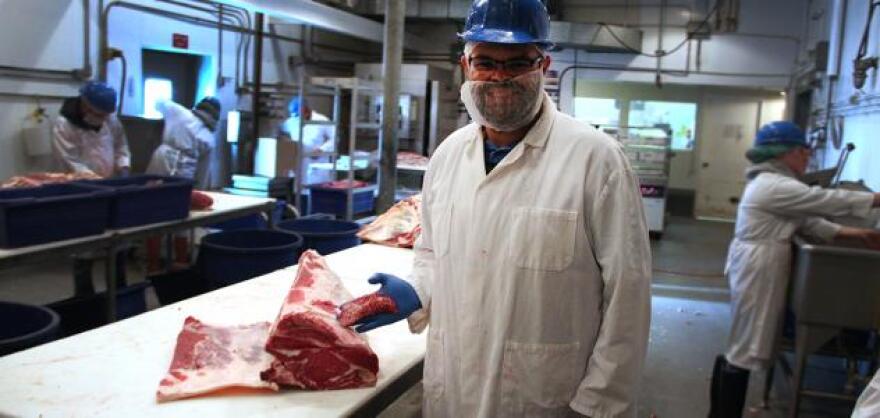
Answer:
[{"xmin": 254, "ymin": 137, "xmax": 300, "ymax": 178}]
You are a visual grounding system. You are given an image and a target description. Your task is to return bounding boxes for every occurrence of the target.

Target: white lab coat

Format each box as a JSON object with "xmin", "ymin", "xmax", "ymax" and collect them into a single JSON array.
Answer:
[
  {"xmin": 853, "ymin": 371, "xmax": 880, "ymax": 417},
  {"xmin": 281, "ymin": 111, "xmax": 335, "ymax": 185},
  {"xmin": 146, "ymin": 101, "xmax": 215, "ymax": 188},
  {"xmin": 406, "ymin": 93, "xmax": 652, "ymax": 418},
  {"xmin": 52, "ymin": 114, "xmax": 130, "ymax": 178},
  {"xmin": 724, "ymin": 161, "xmax": 874, "ymax": 371}
]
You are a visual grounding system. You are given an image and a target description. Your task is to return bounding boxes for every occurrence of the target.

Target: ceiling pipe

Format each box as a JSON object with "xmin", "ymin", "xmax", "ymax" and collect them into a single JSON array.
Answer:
[{"xmin": 216, "ymin": 0, "xmax": 433, "ymax": 51}]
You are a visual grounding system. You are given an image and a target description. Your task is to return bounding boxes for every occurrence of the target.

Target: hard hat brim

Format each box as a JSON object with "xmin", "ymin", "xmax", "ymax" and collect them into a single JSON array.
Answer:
[{"xmin": 459, "ymin": 28, "xmax": 554, "ymax": 49}]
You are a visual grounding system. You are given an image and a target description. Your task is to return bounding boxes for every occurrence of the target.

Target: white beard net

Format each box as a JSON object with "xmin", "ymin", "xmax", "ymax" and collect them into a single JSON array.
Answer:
[{"xmin": 460, "ymin": 70, "xmax": 545, "ymax": 132}]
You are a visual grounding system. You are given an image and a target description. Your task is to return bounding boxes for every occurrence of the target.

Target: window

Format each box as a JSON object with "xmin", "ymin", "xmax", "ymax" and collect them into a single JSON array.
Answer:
[
  {"xmin": 628, "ymin": 100, "xmax": 697, "ymax": 150},
  {"xmin": 143, "ymin": 78, "xmax": 173, "ymax": 119},
  {"xmin": 573, "ymin": 97, "xmax": 620, "ymax": 128}
]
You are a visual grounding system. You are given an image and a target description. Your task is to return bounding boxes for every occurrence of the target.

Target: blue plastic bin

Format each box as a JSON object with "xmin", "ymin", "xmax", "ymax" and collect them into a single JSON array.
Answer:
[
  {"xmin": 77, "ymin": 175, "xmax": 193, "ymax": 228},
  {"xmin": 198, "ymin": 229, "xmax": 303, "ymax": 289},
  {"xmin": 208, "ymin": 199, "xmax": 287, "ymax": 231},
  {"xmin": 0, "ymin": 183, "xmax": 112, "ymax": 248},
  {"xmin": 310, "ymin": 186, "xmax": 374, "ymax": 219},
  {"xmin": 277, "ymin": 218, "xmax": 361, "ymax": 255},
  {"xmin": 149, "ymin": 268, "xmax": 206, "ymax": 306},
  {"xmin": 45, "ymin": 281, "xmax": 151, "ymax": 337},
  {"xmin": 0, "ymin": 302, "xmax": 60, "ymax": 356}
]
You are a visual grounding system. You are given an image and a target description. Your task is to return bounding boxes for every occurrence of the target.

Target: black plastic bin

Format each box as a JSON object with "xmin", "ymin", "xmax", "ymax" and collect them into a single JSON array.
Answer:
[
  {"xmin": 0, "ymin": 302, "xmax": 60, "ymax": 356},
  {"xmin": 45, "ymin": 281, "xmax": 151, "ymax": 337},
  {"xmin": 276, "ymin": 218, "xmax": 361, "ymax": 255},
  {"xmin": 149, "ymin": 268, "xmax": 207, "ymax": 306},
  {"xmin": 0, "ymin": 183, "xmax": 112, "ymax": 248},
  {"xmin": 198, "ymin": 229, "xmax": 303, "ymax": 289},
  {"xmin": 77, "ymin": 175, "xmax": 193, "ymax": 228}
]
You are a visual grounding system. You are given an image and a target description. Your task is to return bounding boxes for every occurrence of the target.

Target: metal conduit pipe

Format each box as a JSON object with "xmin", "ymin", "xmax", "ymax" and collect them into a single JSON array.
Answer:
[
  {"xmin": 557, "ymin": 64, "xmax": 790, "ymax": 92},
  {"xmin": 99, "ymin": 2, "xmax": 309, "ymax": 81}
]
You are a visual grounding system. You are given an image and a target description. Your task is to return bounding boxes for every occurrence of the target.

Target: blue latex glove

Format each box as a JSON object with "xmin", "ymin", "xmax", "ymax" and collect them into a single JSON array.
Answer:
[
  {"xmin": 354, "ymin": 273, "xmax": 422, "ymax": 333},
  {"xmin": 117, "ymin": 167, "xmax": 130, "ymax": 177}
]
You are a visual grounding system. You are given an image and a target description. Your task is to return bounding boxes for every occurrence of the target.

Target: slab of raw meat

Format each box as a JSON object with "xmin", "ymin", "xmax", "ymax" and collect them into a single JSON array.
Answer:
[
  {"xmin": 319, "ymin": 179, "xmax": 368, "ymax": 189},
  {"xmin": 357, "ymin": 195, "xmax": 421, "ymax": 248},
  {"xmin": 156, "ymin": 317, "xmax": 278, "ymax": 402},
  {"xmin": 396, "ymin": 152, "xmax": 429, "ymax": 168},
  {"xmin": 1, "ymin": 172, "xmax": 101, "ymax": 188},
  {"xmin": 337, "ymin": 293, "xmax": 398, "ymax": 327},
  {"xmin": 190, "ymin": 190, "xmax": 214, "ymax": 210},
  {"xmin": 261, "ymin": 250, "xmax": 380, "ymax": 389}
]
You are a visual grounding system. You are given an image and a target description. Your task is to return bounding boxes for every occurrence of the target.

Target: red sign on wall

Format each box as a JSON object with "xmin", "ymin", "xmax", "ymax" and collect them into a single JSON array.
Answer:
[{"xmin": 172, "ymin": 33, "xmax": 189, "ymax": 49}]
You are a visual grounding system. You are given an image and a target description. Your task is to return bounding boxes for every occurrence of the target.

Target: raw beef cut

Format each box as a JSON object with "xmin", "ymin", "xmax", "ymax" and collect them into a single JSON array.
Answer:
[
  {"xmin": 319, "ymin": 179, "xmax": 368, "ymax": 189},
  {"xmin": 357, "ymin": 195, "xmax": 421, "ymax": 248},
  {"xmin": 261, "ymin": 250, "xmax": 380, "ymax": 389},
  {"xmin": 337, "ymin": 293, "xmax": 398, "ymax": 327},
  {"xmin": 190, "ymin": 190, "xmax": 214, "ymax": 210},
  {"xmin": 396, "ymin": 152, "xmax": 429, "ymax": 168},
  {"xmin": 1, "ymin": 171, "xmax": 101, "ymax": 188},
  {"xmin": 156, "ymin": 317, "xmax": 278, "ymax": 402}
]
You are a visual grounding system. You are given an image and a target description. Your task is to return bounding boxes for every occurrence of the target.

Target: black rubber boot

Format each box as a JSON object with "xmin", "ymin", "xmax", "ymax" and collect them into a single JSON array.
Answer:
[
  {"xmin": 708, "ymin": 355, "xmax": 750, "ymax": 418},
  {"xmin": 708, "ymin": 355, "xmax": 724, "ymax": 417},
  {"xmin": 73, "ymin": 258, "xmax": 95, "ymax": 296}
]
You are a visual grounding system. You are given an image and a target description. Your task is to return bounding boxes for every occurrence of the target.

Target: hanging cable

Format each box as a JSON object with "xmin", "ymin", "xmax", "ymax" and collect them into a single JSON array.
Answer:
[{"xmin": 599, "ymin": 0, "xmax": 720, "ymax": 58}]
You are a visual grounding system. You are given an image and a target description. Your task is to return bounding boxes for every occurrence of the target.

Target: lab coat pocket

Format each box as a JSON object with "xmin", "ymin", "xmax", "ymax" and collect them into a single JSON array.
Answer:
[
  {"xmin": 501, "ymin": 341, "xmax": 582, "ymax": 416},
  {"xmin": 423, "ymin": 329, "xmax": 446, "ymax": 402},
  {"xmin": 430, "ymin": 203, "xmax": 453, "ymax": 258},
  {"xmin": 509, "ymin": 208, "xmax": 578, "ymax": 271}
]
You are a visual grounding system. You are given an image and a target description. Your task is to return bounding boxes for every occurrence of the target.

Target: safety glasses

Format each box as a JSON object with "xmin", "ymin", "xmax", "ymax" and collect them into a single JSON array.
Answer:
[{"xmin": 467, "ymin": 56, "xmax": 544, "ymax": 75}]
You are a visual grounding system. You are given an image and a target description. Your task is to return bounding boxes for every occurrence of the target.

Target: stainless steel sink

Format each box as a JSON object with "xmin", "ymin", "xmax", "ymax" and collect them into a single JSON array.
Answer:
[
  {"xmin": 783, "ymin": 235, "xmax": 880, "ymax": 417},
  {"xmin": 791, "ymin": 235, "xmax": 880, "ymax": 330}
]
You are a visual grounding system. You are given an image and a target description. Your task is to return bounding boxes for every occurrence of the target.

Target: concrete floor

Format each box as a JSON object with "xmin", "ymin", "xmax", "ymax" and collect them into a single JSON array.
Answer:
[{"xmin": 0, "ymin": 217, "xmax": 865, "ymax": 417}]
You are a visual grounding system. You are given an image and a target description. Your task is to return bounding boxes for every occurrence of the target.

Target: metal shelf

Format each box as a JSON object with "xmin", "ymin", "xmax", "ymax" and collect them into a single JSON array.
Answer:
[{"xmin": 302, "ymin": 120, "xmax": 336, "ymax": 126}]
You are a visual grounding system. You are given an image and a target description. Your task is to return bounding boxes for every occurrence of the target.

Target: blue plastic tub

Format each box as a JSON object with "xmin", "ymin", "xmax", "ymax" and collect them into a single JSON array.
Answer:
[
  {"xmin": 198, "ymin": 229, "xmax": 303, "ymax": 289},
  {"xmin": 77, "ymin": 175, "xmax": 193, "ymax": 228},
  {"xmin": 0, "ymin": 183, "xmax": 112, "ymax": 248},
  {"xmin": 309, "ymin": 186, "xmax": 374, "ymax": 219},
  {"xmin": 0, "ymin": 301, "xmax": 60, "ymax": 356},
  {"xmin": 149, "ymin": 268, "xmax": 206, "ymax": 306},
  {"xmin": 276, "ymin": 218, "xmax": 361, "ymax": 255},
  {"xmin": 45, "ymin": 281, "xmax": 151, "ymax": 337},
  {"xmin": 208, "ymin": 199, "xmax": 287, "ymax": 231}
]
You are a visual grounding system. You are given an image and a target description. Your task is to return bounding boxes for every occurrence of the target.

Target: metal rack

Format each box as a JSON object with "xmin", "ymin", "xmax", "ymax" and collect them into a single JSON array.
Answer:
[
  {"xmin": 602, "ymin": 125, "xmax": 672, "ymax": 235},
  {"xmin": 301, "ymin": 77, "xmax": 383, "ymax": 221}
]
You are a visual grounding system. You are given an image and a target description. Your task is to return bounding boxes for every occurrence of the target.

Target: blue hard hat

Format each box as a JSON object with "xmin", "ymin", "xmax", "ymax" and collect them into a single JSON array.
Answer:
[
  {"xmin": 459, "ymin": 0, "xmax": 553, "ymax": 49},
  {"xmin": 755, "ymin": 121, "xmax": 808, "ymax": 147},
  {"xmin": 289, "ymin": 97, "xmax": 310, "ymax": 117},
  {"xmin": 79, "ymin": 81, "xmax": 117, "ymax": 113}
]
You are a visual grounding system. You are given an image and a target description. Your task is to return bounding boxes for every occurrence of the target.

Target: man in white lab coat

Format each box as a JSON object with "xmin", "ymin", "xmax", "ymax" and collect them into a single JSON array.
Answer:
[
  {"xmin": 341, "ymin": 1, "xmax": 652, "ymax": 417},
  {"xmin": 279, "ymin": 97, "xmax": 335, "ymax": 185},
  {"xmin": 708, "ymin": 121, "xmax": 880, "ymax": 418},
  {"xmin": 53, "ymin": 80, "xmax": 130, "ymax": 178},
  {"xmin": 144, "ymin": 97, "xmax": 220, "ymax": 272},
  {"xmin": 146, "ymin": 97, "xmax": 220, "ymax": 189},
  {"xmin": 853, "ymin": 371, "xmax": 880, "ymax": 417},
  {"xmin": 53, "ymin": 81, "xmax": 131, "ymax": 295}
]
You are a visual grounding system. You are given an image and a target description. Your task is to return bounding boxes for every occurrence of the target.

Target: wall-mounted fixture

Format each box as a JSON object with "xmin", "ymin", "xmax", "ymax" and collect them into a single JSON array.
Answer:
[{"xmin": 853, "ymin": 1, "xmax": 880, "ymax": 89}]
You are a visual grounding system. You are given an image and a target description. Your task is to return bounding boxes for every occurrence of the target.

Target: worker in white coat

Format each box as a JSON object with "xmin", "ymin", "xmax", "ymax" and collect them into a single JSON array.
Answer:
[
  {"xmin": 145, "ymin": 97, "xmax": 220, "ymax": 189},
  {"xmin": 853, "ymin": 371, "xmax": 880, "ymax": 417},
  {"xmin": 708, "ymin": 121, "xmax": 880, "ymax": 418},
  {"xmin": 341, "ymin": 1, "xmax": 653, "ymax": 417},
  {"xmin": 53, "ymin": 80, "xmax": 130, "ymax": 178},
  {"xmin": 279, "ymin": 97, "xmax": 335, "ymax": 185},
  {"xmin": 144, "ymin": 97, "xmax": 220, "ymax": 272},
  {"xmin": 53, "ymin": 81, "xmax": 130, "ymax": 296}
]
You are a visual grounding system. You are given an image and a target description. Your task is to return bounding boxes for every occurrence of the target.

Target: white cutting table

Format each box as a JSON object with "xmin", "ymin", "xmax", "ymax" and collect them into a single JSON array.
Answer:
[
  {"xmin": 0, "ymin": 192, "xmax": 277, "ymax": 320},
  {"xmin": 0, "ymin": 244, "xmax": 425, "ymax": 418}
]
